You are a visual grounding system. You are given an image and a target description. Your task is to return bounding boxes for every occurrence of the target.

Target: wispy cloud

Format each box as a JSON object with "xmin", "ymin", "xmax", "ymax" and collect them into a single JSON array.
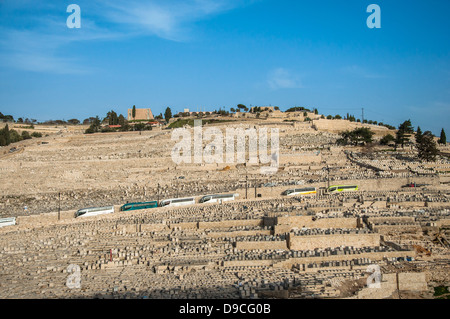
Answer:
[
  {"xmin": 99, "ymin": 0, "xmax": 253, "ymax": 41},
  {"xmin": 0, "ymin": 0, "xmax": 255, "ymax": 73},
  {"xmin": 267, "ymin": 68, "xmax": 303, "ymax": 90},
  {"xmin": 0, "ymin": 7, "xmax": 122, "ymax": 74}
]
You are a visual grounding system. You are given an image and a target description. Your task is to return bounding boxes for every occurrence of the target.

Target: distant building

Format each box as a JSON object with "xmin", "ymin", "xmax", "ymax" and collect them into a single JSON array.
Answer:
[{"xmin": 128, "ymin": 108, "xmax": 154, "ymax": 121}]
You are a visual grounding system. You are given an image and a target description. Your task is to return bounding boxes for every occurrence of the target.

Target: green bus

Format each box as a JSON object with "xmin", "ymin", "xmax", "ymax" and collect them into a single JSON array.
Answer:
[
  {"xmin": 328, "ymin": 185, "xmax": 358, "ymax": 193},
  {"xmin": 120, "ymin": 201, "xmax": 158, "ymax": 212}
]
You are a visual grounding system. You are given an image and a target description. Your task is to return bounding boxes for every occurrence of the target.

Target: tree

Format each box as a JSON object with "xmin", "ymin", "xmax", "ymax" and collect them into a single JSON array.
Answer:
[
  {"xmin": 338, "ymin": 127, "xmax": 374, "ymax": 146},
  {"xmin": 118, "ymin": 114, "xmax": 129, "ymax": 131},
  {"xmin": 286, "ymin": 106, "xmax": 311, "ymax": 113},
  {"xmin": 2, "ymin": 124, "xmax": 11, "ymax": 145},
  {"xmin": 0, "ymin": 113, "xmax": 14, "ymax": 122},
  {"xmin": 164, "ymin": 107, "xmax": 172, "ymax": 122},
  {"xmin": 230, "ymin": 108, "xmax": 236, "ymax": 113},
  {"xmin": 380, "ymin": 134, "xmax": 395, "ymax": 145},
  {"xmin": 105, "ymin": 111, "xmax": 118, "ymax": 126},
  {"xmin": 85, "ymin": 116, "xmax": 101, "ymax": 134},
  {"xmin": 67, "ymin": 118, "xmax": 80, "ymax": 125},
  {"xmin": 439, "ymin": 128, "xmax": 447, "ymax": 144},
  {"xmin": 415, "ymin": 126, "xmax": 423, "ymax": 145},
  {"xmin": 118, "ymin": 114, "xmax": 125, "ymax": 126},
  {"xmin": 396, "ymin": 119, "xmax": 414, "ymax": 149},
  {"xmin": 93, "ymin": 116, "xmax": 101, "ymax": 129},
  {"xmin": 237, "ymin": 104, "xmax": 247, "ymax": 110},
  {"xmin": 83, "ymin": 117, "xmax": 97, "ymax": 125},
  {"xmin": 8, "ymin": 129, "xmax": 21, "ymax": 143},
  {"xmin": 132, "ymin": 105, "xmax": 136, "ymax": 120},
  {"xmin": 417, "ymin": 131, "xmax": 438, "ymax": 162},
  {"xmin": 21, "ymin": 131, "xmax": 32, "ymax": 140}
]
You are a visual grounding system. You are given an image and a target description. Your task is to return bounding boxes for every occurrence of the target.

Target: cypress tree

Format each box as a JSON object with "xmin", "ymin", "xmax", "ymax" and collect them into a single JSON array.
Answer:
[
  {"xmin": 415, "ymin": 126, "xmax": 423, "ymax": 144},
  {"xmin": 0, "ymin": 126, "xmax": 6, "ymax": 146},
  {"xmin": 3, "ymin": 124, "xmax": 10, "ymax": 145},
  {"xmin": 164, "ymin": 107, "xmax": 172, "ymax": 122},
  {"xmin": 439, "ymin": 128, "xmax": 447, "ymax": 144}
]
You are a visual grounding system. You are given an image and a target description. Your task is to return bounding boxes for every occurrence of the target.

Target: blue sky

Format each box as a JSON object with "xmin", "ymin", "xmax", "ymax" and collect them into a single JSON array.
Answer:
[{"xmin": 0, "ymin": 0, "xmax": 449, "ymax": 135}]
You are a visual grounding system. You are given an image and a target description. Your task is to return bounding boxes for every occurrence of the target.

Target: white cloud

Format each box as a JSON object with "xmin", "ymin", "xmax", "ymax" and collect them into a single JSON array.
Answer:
[
  {"xmin": 267, "ymin": 68, "xmax": 303, "ymax": 90},
  {"xmin": 0, "ymin": 0, "xmax": 255, "ymax": 73},
  {"xmin": 99, "ymin": 0, "xmax": 253, "ymax": 41}
]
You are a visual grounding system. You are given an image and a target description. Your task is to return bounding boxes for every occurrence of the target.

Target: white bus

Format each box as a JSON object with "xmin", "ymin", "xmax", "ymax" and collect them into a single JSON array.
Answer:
[
  {"xmin": 159, "ymin": 197, "xmax": 195, "ymax": 208},
  {"xmin": 0, "ymin": 217, "xmax": 16, "ymax": 228},
  {"xmin": 282, "ymin": 187, "xmax": 317, "ymax": 196},
  {"xmin": 74, "ymin": 206, "xmax": 114, "ymax": 218},
  {"xmin": 199, "ymin": 193, "xmax": 239, "ymax": 204}
]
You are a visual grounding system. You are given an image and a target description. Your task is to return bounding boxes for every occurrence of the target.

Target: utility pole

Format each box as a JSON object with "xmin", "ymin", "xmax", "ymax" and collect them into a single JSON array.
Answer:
[
  {"xmin": 327, "ymin": 165, "xmax": 330, "ymax": 189},
  {"xmin": 245, "ymin": 174, "xmax": 248, "ymax": 200},
  {"xmin": 157, "ymin": 183, "xmax": 160, "ymax": 202},
  {"xmin": 362, "ymin": 108, "xmax": 365, "ymax": 124},
  {"xmin": 58, "ymin": 192, "xmax": 61, "ymax": 221}
]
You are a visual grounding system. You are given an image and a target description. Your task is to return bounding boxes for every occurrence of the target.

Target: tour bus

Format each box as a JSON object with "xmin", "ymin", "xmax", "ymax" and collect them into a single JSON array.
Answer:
[
  {"xmin": 0, "ymin": 217, "xmax": 16, "ymax": 228},
  {"xmin": 282, "ymin": 187, "xmax": 317, "ymax": 196},
  {"xmin": 120, "ymin": 201, "xmax": 158, "ymax": 212},
  {"xmin": 328, "ymin": 185, "xmax": 358, "ymax": 193},
  {"xmin": 199, "ymin": 193, "xmax": 239, "ymax": 204},
  {"xmin": 74, "ymin": 206, "xmax": 115, "ymax": 218},
  {"xmin": 159, "ymin": 197, "xmax": 195, "ymax": 208}
]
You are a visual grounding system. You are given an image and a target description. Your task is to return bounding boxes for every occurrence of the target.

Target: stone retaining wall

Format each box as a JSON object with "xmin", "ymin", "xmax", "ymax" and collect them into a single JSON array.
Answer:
[{"xmin": 288, "ymin": 233, "xmax": 381, "ymax": 251}]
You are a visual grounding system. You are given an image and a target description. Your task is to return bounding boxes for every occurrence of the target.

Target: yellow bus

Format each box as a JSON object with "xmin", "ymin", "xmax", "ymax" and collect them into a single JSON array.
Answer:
[{"xmin": 328, "ymin": 185, "xmax": 358, "ymax": 193}]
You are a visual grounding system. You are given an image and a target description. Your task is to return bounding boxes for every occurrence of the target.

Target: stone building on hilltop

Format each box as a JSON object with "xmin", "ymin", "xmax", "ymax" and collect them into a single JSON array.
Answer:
[{"xmin": 127, "ymin": 108, "xmax": 154, "ymax": 121}]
